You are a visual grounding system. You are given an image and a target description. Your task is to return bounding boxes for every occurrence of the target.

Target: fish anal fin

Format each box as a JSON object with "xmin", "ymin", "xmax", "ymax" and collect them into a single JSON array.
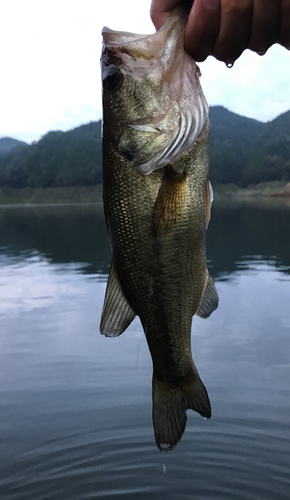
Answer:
[
  {"xmin": 152, "ymin": 372, "xmax": 211, "ymax": 452},
  {"xmin": 153, "ymin": 165, "xmax": 187, "ymax": 234},
  {"xmin": 100, "ymin": 260, "xmax": 136, "ymax": 337},
  {"xmin": 196, "ymin": 271, "xmax": 219, "ymax": 319}
]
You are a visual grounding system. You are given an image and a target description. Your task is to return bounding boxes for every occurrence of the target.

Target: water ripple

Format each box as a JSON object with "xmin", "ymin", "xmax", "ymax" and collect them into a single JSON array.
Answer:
[{"xmin": 1, "ymin": 416, "xmax": 290, "ymax": 499}]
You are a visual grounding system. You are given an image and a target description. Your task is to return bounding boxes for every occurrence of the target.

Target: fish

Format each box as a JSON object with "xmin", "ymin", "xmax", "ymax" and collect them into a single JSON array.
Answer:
[{"xmin": 100, "ymin": 6, "xmax": 219, "ymax": 452}]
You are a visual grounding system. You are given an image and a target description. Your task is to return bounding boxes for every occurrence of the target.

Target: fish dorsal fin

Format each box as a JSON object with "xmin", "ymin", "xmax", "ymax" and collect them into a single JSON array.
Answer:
[
  {"xmin": 100, "ymin": 260, "xmax": 136, "ymax": 337},
  {"xmin": 196, "ymin": 271, "xmax": 219, "ymax": 319},
  {"xmin": 205, "ymin": 179, "xmax": 213, "ymax": 229}
]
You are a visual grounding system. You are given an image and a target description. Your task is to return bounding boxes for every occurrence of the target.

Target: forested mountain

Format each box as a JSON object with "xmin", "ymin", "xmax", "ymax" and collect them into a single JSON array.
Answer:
[
  {"xmin": 0, "ymin": 106, "xmax": 290, "ymax": 188},
  {"xmin": 209, "ymin": 106, "xmax": 290, "ymax": 186},
  {"xmin": 0, "ymin": 137, "xmax": 28, "ymax": 152},
  {"xmin": 209, "ymin": 106, "xmax": 265, "ymax": 184},
  {"xmin": 240, "ymin": 110, "xmax": 290, "ymax": 186},
  {"xmin": 0, "ymin": 137, "xmax": 28, "ymax": 159},
  {"xmin": 0, "ymin": 122, "xmax": 102, "ymax": 188}
]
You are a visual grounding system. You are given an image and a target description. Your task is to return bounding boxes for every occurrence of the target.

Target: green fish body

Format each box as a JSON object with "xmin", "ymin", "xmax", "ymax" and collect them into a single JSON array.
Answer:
[{"xmin": 100, "ymin": 7, "xmax": 218, "ymax": 451}]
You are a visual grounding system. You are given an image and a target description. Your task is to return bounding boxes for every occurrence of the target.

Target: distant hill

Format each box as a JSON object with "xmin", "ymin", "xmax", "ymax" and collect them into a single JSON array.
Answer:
[
  {"xmin": 0, "ymin": 137, "xmax": 28, "ymax": 160},
  {"xmin": 209, "ymin": 106, "xmax": 265, "ymax": 184},
  {"xmin": 239, "ymin": 109, "xmax": 290, "ymax": 185},
  {"xmin": 0, "ymin": 107, "xmax": 289, "ymax": 189},
  {"xmin": 209, "ymin": 106, "xmax": 290, "ymax": 186},
  {"xmin": 0, "ymin": 137, "xmax": 28, "ymax": 152},
  {"xmin": 0, "ymin": 122, "xmax": 102, "ymax": 188}
]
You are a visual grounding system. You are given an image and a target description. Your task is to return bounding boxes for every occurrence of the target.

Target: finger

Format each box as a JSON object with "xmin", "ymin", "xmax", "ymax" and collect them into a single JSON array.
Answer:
[
  {"xmin": 183, "ymin": 0, "xmax": 221, "ymax": 62},
  {"xmin": 150, "ymin": 0, "xmax": 184, "ymax": 30},
  {"xmin": 248, "ymin": 0, "xmax": 280, "ymax": 54},
  {"xmin": 212, "ymin": 0, "xmax": 253, "ymax": 64},
  {"xmin": 279, "ymin": 0, "xmax": 290, "ymax": 49}
]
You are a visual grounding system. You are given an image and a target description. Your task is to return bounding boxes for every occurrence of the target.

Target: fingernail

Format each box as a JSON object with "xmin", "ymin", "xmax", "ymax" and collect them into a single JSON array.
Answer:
[{"xmin": 203, "ymin": 0, "xmax": 220, "ymax": 11}]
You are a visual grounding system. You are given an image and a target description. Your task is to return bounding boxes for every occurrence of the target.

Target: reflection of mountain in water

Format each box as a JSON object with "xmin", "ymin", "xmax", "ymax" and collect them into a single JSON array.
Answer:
[
  {"xmin": 0, "ymin": 205, "xmax": 110, "ymax": 275},
  {"xmin": 0, "ymin": 201, "xmax": 290, "ymax": 279},
  {"xmin": 207, "ymin": 200, "xmax": 290, "ymax": 280}
]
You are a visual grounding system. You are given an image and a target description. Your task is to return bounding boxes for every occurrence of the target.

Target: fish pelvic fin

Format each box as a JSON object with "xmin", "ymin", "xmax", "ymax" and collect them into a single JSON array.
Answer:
[
  {"xmin": 196, "ymin": 270, "xmax": 219, "ymax": 319},
  {"xmin": 152, "ymin": 372, "xmax": 211, "ymax": 452},
  {"xmin": 100, "ymin": 259, "xmax": 136, "ymax": 337}
]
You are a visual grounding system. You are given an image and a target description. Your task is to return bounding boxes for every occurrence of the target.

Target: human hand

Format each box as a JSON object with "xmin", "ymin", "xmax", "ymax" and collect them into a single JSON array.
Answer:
[{"xmin": 150, "ymin": 0, "xmax": 290, "ymax": 65}]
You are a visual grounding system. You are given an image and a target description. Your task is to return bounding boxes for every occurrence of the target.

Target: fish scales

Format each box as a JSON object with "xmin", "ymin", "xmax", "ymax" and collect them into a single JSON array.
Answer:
[{"xmin": 101, "ymin": 6, "xmax": 218, "ymax": 451}]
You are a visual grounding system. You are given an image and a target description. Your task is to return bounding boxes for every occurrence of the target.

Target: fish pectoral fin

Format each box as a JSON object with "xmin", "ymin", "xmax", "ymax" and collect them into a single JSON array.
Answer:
[
  {"xmin": 196, "ymin": 271, "xmax": 219, "ymax": 319},
  {"xmin": 152, "ymin": 372, "xmax": 211, "ymax": 452},
  {"xmin": 100, "ymin": 260, "xmax": 136, "ymax": 337},
  {"xmin": 153, "ymin": 165, "xmax": 187, "ymax": 234}
]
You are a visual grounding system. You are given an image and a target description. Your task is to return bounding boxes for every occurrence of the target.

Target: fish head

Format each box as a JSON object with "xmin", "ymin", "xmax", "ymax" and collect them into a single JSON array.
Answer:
[{"xmin": 101, "ymin": 7, "xmax": 208, "ymax": 175}]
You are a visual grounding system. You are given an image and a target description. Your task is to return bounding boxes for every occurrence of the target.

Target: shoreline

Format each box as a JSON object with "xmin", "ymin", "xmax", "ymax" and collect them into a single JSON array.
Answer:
[
  {"xmin": 0, "ymin": 185, "xmax": 103, "ymax": 205},
  {"xmin": 212, "ymin": 181, "xmax": 290, "ymax": 200},
  {"xmin": 0, "ymin": 182, "xmax": 290, "ymax": 206}
]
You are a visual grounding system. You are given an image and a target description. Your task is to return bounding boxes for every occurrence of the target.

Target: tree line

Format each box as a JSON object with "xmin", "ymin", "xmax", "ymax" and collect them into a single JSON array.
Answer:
[
  {"xmin": 0, "ymin": 106, "xmax": 290, "ymax": 189},
  {"xmin": 209, "ymin": 106, "xmax": 290, "ymax": 186},
  {"xmin": 0, "ymin": 122, "xmax": 102, "ymax": 189}
]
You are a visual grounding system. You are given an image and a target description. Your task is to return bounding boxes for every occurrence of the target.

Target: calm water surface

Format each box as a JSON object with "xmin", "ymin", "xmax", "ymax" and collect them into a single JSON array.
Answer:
[{"xmin": 0, "ymin": 201, "xmax": 290, "ymax": 499}]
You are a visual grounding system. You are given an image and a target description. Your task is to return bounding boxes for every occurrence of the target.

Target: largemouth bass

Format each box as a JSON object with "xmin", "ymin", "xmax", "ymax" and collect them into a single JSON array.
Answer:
[{"xmin": 100, "ymin": 7, "xmax": 218, "ymax": 452}]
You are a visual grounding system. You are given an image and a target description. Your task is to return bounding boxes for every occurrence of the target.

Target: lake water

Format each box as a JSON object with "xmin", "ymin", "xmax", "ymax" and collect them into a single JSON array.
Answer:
[{"xmin": 0, "ymin": 200, "xmax": 290, "ymax": 499}]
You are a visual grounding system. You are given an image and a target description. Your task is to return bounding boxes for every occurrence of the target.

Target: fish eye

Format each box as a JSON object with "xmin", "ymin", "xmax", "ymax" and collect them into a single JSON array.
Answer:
[{"xmin": 103, "ymin": 64, "xmax": 123, "ymax": 91}]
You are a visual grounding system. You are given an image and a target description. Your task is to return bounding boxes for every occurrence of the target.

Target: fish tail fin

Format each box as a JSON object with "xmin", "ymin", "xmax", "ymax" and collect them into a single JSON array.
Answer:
[{"xmin": 152, "ymin": 372, "xmax": 211, "ymax": 452}]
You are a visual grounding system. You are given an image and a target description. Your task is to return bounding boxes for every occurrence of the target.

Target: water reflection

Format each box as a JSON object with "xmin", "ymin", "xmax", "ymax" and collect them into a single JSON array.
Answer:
[
  {"xmin": 1, "ymin": 199, "xmax": 290, "ymax": 280},
  {"xmin": 0, "ymin": 204, "xmax": 110, "ymax": 274},
  {"xmin": 207, "ymin": 199, "xmax": 290, "ymax": 279},
  {"xmin": 0, "ymin": 200, "xmax": 290, "ymax": 499}
]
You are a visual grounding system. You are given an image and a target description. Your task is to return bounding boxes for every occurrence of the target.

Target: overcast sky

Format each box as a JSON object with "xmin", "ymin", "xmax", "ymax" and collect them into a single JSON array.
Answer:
[{"xmin": 1, "ymin": 0, "xmax": 290, "ymax": 143}]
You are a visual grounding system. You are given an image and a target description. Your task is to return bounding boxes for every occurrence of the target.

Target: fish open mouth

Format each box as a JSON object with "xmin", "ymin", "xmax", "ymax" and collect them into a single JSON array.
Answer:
[{"xmin": 101, "ymin": 7, "xmax": 208, "ymax": 175}]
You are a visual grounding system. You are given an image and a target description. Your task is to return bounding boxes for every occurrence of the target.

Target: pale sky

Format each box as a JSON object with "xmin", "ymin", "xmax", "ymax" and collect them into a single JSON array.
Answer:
[{"xmin": 1, "ymin": 0, "xmax": 290, "ymax": 143}]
